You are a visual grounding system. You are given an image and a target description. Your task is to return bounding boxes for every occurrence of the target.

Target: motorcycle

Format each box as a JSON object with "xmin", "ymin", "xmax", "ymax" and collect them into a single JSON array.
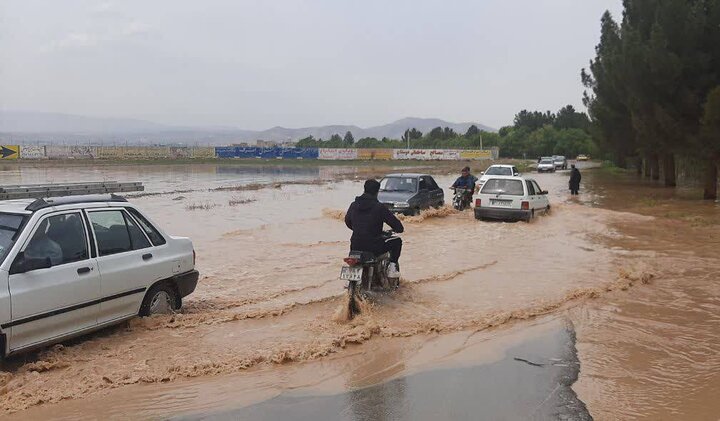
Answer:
[
  {"xmin": 339, "ymin": 230, "xmax": 400, "ymax": 319},
  {"xmin": 451, "ymin": 187, "xmax": 473, "ymax": 211}
]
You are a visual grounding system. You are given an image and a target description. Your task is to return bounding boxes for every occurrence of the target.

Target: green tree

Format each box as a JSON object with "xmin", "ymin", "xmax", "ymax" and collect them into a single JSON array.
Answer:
[
  {"xmin": 514, "ymin": 110, "xmax": 555, "ymax": 131},
  {"xmin": 554, "ymin": 105, "xmax": 590, "ymax": 131},
  {"xmin": 427, "ymin": 127, "xmax": 444, "ymax": 139},
  {"xmin": 464, "ymin": 125, "xmax": 480, "ymax": 138},
  {"xmin": 479, "ymin": 131, "xmax": 501, "ymax": 148},
  {"xmin": 296, "ymin": 136, "xmax": 318, "ymax": 148},
  {"xmin": 582, "ymin": 10, "xmax": 638, "ymax": 170},
  {"xmin": 700, "ymin": 86, "xmax": 720, "ymax": 199},
  {"xmin": 498, "ymin": 127, "xmax": 531, "ymax": 158},
  {"xmin": 327, "ymin": 134, "xmax": 344, "ymax": 148},
  {"xmin": 355, "ymin": 137, "xmax": 382, "ymax": 148},
  {"xmin": 343, "ymin": 131, "xmax": 354, "ymax": 146},
  {"xmin": 443, "ymin": 127, "xmax": 457, "ymax": 139}
]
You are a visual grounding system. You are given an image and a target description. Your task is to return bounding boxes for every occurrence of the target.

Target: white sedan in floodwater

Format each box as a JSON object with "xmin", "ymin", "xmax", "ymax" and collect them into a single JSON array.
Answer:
[{"xmin": 474, "ymin": 176, "xmax": 550, "ymax": 222}]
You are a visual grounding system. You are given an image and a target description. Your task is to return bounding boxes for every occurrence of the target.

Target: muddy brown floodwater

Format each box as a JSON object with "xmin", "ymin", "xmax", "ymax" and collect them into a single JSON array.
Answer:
[{"xmin": 0, "ymin": 161, "xmax": 718, "ymax": 420}]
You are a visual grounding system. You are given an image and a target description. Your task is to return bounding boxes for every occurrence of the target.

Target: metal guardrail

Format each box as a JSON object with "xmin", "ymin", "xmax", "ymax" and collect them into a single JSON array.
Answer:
[{"xmin": 0, "ymin": 182, "xmax": 144, "ymax": 200}]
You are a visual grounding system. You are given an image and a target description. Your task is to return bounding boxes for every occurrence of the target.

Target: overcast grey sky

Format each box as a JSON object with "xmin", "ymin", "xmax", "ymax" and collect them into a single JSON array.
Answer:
[{"xmin": 0, "ymin": 0, "xmax": 623, "ymax": 130}]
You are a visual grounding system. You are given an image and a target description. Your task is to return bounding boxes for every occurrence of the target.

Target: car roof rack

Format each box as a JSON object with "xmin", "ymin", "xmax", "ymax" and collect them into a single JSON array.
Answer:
[
  {"xmin": 25, "ymin": 194, "xmax": 129, "ymax": 212},
  {"xmin": 0, "ymin": 181, "xmax": 143, "ymax": 201}
]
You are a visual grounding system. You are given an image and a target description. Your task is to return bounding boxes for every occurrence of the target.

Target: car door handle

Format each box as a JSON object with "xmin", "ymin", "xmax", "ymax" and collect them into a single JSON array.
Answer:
[
  {"xmin": 77, "ymin": 267, "xmax": 91, "ymax": 275},
  {"xmin": 142, "ymin": 253, "xmax": 153, "ymax": 261}
]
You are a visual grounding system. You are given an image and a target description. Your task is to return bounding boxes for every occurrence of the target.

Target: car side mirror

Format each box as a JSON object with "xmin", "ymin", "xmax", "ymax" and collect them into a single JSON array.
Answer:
[
  {"xmin": 10, "ymin": 252, "xmax": 51, "ymax": 274},
  {"xmin": 480, "ymin": 171, "xmax": 485, "ymax": 175},
  {"xmin": 541, "ymin": 190, "xmax": 548, "ymax": 195},
  {"xmin": 513, "ymin": 173, "xmax": 519, "ymax": 176}
]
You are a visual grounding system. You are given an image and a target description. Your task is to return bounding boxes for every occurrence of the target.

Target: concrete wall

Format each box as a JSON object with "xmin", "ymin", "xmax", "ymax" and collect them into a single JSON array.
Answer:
[{"xmin": 14, "ymin": 145, "xmax": 497, "ymax": 161}]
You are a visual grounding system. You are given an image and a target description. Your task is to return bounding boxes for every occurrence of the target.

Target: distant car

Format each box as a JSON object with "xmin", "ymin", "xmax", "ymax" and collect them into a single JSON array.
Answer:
[
  {"xmin": 0, "ymin": 194, "xmax": 198, "ymax": 356},
  {"xmin": 476, "ymin": 165, "xmax": 520, "ymax": 191},
  {"xmin": 378, "ymin": 173, "xmax": 444, "ymax": 215},
  {"xmin": 576, "ymin": 154, "xmax": 589, "ymax": 161},
  {"xmin": 474, "ymin": 176, "xmax": 550, "ymax": 222},
  {"xmin": 537, "ymin": 158, "xmax": 556, "ymax": 173},
  {"xmin": 552, "ymin": 155, "xmax": 568, "ymax": 170}
]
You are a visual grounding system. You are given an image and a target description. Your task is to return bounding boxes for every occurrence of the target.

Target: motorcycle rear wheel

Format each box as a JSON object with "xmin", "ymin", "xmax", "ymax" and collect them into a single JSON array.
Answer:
[{"xmin": 348, "ymin": 281, "xmax": 359, "ymax": 318}]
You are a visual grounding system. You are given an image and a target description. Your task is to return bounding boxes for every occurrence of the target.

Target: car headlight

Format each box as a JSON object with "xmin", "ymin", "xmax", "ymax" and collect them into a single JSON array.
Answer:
[{"xmin": 394, "ymin": 202, "xmax": 409, "ymax": 208}]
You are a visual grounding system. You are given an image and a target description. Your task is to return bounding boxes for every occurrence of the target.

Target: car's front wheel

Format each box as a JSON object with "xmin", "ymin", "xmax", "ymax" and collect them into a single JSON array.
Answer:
[{"xmin": 140, "ymin": 282, "xmax": 180, "ymax": 316}]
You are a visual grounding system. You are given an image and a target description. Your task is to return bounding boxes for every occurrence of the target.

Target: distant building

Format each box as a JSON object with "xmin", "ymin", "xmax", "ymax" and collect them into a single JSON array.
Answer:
[{"xmin": 256, "ymin": 140, "xmax": 278, "ymax": 147}]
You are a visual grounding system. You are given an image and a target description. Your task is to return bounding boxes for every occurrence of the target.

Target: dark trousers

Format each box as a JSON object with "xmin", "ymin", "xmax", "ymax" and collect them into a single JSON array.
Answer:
[
  {"xmin": 570, "ymin": 188, "xmax": 579, "ymax": 195},
  {"xmin": 351, "ymin": 237, "xmax": 403, "ymax": 265},
  {"xmin": 382, "ymin": 237, "xmax": 402, "ymax": 266}
]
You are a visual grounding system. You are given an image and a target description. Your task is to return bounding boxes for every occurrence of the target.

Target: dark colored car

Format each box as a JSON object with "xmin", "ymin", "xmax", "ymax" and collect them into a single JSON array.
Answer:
[{"xmin": 377, "ymin": 173, "xmax": 444, "ymax": 215}]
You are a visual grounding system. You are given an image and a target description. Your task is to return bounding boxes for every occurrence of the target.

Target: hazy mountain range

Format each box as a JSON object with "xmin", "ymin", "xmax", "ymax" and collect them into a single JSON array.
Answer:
[{"xmin": 0, "ymin": 111, "xmax": 494, "ymax": 145}]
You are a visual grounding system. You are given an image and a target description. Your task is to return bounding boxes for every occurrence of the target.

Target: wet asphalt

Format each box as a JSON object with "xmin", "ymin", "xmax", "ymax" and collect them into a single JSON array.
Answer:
[{"xmin": 176, "ymin": 321, "xmax": 592, "ymax": 421}]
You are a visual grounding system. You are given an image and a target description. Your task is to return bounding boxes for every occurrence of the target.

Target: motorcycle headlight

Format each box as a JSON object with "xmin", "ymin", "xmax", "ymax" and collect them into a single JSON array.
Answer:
[{"xmin": 394, "ymin": 202, "xmax": 409, "ymax": 208}]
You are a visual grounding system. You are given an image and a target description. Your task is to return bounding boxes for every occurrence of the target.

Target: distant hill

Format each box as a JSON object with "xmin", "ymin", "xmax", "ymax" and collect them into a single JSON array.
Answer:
[
  {"xmin": 0, "ymin": 110, "xmax": 174, "ymax": 133},
  {"xmin": 0, "ymin": 111, "xmax": 495, "ymax": 145}
]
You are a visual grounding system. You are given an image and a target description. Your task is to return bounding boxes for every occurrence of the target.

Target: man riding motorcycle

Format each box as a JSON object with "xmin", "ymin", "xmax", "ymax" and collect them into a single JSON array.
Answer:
[
  {"xmin": 345, "ymin": 179, "xmax": 404, "ymax": 278},
  {"xmin": 450, "ymin": 166, "xmax": 478, "ymax": 203}
]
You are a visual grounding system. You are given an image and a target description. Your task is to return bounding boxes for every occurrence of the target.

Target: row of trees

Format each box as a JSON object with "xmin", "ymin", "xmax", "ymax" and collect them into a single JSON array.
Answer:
[
  {"xmin": 295, "ymin": 125, "xmax": 489, "ymax": 149},
  {"xmin": 490, "ymin": 105, "xmax": 596, "ymax": 158},
  {"xmin": 295, "ymin": 104, "xmax": 595, "ymax": 158},
  {"xmin": 582, "ymin": 1, "xmax": 720, "ymax": 199}
]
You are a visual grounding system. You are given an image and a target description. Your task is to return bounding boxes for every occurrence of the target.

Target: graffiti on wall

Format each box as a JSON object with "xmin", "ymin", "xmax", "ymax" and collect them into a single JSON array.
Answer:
[
  {"xmin": 393, "ymin": 149, "xmax": 461, "ymax": 160},
  {"xmin": 10, "ymin": 144, "xmax": 496, "ymax": 161},
  {"xmin": 318, "ymin": 148, "xmax": 358, "ymax": 160},
  {"xmin": 20, "ymin": 146, "xmax": 46, "ymax": 159}
]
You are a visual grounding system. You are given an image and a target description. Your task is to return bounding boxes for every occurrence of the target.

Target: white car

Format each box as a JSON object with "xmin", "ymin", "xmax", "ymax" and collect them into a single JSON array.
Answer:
[
  {"xmin": 537, "ymin": 158, "xmax": 556, "ymax": 173},
  {"xmin": 476, "ymin": 165, "xmax": 520, "ymax": 190},
  {"xmin": 0, "ymin": 194, "xmax": 197, "ymax": 356},
  {"xmin": 474, "ymin": 176, "xmax": 550, "ymax": 222}
]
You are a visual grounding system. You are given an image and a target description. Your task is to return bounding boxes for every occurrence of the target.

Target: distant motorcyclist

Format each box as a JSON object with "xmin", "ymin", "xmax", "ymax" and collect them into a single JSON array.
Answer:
[
  {"xmin": 345, "ymin": 179, "xmax": 404, "ymax": 278},
  {"xmin": 451, "ymin": 166, "xmax": 477, "ymax": 201}
]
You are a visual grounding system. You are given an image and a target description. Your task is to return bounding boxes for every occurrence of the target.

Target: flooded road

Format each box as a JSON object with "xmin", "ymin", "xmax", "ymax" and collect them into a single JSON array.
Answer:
[{"xmin": 0, "ymin": 161, "xmax": 718, "ymax": 420}]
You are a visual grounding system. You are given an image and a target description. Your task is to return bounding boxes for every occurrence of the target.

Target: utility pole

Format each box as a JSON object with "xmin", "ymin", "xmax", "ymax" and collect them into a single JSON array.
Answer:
[{"xmin": 479, "ymin": 133, "xmax": 483, "ymax": 151}]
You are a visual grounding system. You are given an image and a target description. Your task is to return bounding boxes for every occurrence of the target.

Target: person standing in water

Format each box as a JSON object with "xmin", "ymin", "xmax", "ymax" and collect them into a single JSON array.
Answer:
[{"xmin": 569, "ymin": 164, "xmax": 582, "ymax": 195}]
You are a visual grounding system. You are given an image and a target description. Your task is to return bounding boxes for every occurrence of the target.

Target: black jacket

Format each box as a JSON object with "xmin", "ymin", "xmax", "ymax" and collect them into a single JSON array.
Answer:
[
  {"xmin": 345, "ymin": 193, "xmax": 404, "ymax": 252},
  {"xmin": 569, "ymin": 168, "xmax": 582, "ymax": 189}
]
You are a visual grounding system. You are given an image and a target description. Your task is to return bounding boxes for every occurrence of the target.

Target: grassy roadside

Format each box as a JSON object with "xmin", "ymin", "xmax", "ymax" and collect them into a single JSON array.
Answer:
[{"xmin": 597, "ymin": 161, "xmax": 636, "ymax": 175}]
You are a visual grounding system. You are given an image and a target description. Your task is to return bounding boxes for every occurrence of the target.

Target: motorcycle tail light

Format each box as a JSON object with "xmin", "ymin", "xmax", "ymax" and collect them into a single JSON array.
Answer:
[
  {"xmin": 521, "ymin": 201, "xmax": 529, "ymax": 210},
  {"xmin": 475, "ymin": 199, "xmax": 481, "ymax": 207},
  {"xmin": 344, "ymin": 257, "xmax": 360, "ymax": 266}
]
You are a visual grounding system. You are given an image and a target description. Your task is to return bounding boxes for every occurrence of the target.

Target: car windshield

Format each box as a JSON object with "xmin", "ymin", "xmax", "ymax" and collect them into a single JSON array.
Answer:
[
  {"xmin": 481, "ymin": 179, "xmax": 525, "ymax": 196},
  {"xmin": 380, "ymin": 177, "xmax": 417, "ymax": 192},
  {"xmin": 540, "ymin": 160, "xmax": 553, "ymax": 164},
  {"xmin": 554, "ymin": 156, "xmax": 565, "ymax": 161},
  {"xmin": 0, "ymin": 213, "xmax": 26, "ymax": 265},
  {"xmin": 485, "ymin": 166, "xmax": 512, "ymax": 176}
]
